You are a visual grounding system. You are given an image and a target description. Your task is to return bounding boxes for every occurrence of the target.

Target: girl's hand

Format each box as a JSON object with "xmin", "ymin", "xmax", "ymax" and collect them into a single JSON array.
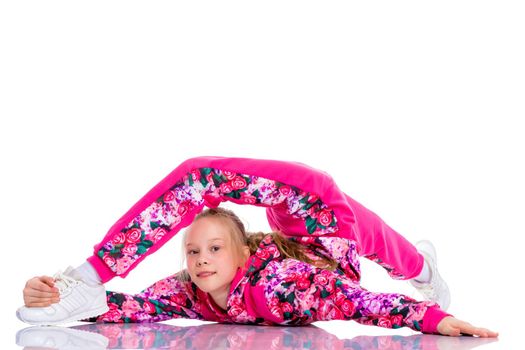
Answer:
[
  {"xmin": 437, "ymin": 316, "xmax": 499, "ymax": 337},
  {"xmin": 23, "ymin": 276, "xmax": 60, "ymax": 307}
]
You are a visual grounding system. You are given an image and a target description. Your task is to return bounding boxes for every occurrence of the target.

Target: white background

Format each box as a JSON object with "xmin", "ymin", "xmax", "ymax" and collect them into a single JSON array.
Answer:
[{"xmin": 1, "ymin": 1, "xmax": 523, "ymax": 348}]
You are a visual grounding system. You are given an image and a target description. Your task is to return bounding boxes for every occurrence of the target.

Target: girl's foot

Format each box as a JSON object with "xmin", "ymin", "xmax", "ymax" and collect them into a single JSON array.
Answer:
[
  {"xmin": 409, "ymin": 240, "xmax": 451, "ymax": 311},
  {"xmin": 16, "ymin": 266, "xmax": 108, "ymax": 325}
]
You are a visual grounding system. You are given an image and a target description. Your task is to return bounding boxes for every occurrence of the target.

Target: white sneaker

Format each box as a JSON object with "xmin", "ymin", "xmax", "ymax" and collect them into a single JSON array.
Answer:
[
  {"xmin": 16, "ymin": 266, "xmax": 109, "ymax": 325},
  {"xmin": 409, "ymin": 240, "xmax": 451, "ymax": 311},
  {"xmin": 16, "ymin": 325, "xmax": 109, "ymax": 349}
]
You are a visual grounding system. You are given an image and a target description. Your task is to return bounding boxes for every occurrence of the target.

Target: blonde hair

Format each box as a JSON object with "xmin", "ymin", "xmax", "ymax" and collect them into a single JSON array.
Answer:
[{"xmin": 177, "ymin": 207, "xmax": 338, "ymax": 281}]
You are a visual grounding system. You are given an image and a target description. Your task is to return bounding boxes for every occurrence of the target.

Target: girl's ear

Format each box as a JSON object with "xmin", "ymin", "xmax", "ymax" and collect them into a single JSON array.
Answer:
[{"xmin": 243, "ymin": 245, "xmax": 250, "ymax": 260}]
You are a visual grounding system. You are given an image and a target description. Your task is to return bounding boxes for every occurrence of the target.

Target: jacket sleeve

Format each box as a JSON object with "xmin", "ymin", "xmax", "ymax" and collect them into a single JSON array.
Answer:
[
  {"xmin": 82, "ymin": 271, "xmax": 206, "ymax": 323},
  {"xmin": 329, "ymin": 284, "xmax": 453, "ymax": 334},
  {"xmin": 258, "ymin": 261, "xmax": 452, "ymax": 334}
]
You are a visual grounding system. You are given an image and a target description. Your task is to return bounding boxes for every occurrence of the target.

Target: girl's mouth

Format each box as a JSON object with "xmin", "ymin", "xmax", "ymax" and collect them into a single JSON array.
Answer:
[{"xmin": 198, "ymin": 272, "xmax": 216, "ymax": 278}]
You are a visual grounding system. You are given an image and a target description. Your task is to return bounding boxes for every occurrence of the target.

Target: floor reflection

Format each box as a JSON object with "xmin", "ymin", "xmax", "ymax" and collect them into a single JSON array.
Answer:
[{"xmin": 16, "ymin": 322, "xmax": 498, "ymax": 350}]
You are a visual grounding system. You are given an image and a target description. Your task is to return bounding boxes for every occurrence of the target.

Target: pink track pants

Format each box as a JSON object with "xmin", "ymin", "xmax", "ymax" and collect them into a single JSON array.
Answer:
[{"xmin": 86, "ymin": 156, "xmax": 424, "ymax": 283}]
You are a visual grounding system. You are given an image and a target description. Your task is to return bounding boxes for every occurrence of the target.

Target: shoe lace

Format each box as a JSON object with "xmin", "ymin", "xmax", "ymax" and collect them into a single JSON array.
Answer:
[{"xmin": 53, "ymin": 271, "xmax": 79, "ymax": 294}]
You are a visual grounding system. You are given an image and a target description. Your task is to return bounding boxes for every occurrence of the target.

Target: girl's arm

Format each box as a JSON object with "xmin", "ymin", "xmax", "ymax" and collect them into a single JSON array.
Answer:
[
  {"xmin": 83, "ymin": 272, "xmax": 205, "ymax": 323},
  {"xmin": 332, "ymin": 286, "xmax": 451, "ymax": 334},
  {"xmin": 255, "ymin": 264, "xmax": 451, "ymax": 334},
  {"xmin": 332, "ymin": 285, "xmax": 498, "ymax": 336}
]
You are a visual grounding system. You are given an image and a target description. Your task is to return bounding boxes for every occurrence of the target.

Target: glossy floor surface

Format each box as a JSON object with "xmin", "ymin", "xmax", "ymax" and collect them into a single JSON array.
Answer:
[{"xmin": 13, "ymin": 321, "xmax": 503, "ymax": 350}]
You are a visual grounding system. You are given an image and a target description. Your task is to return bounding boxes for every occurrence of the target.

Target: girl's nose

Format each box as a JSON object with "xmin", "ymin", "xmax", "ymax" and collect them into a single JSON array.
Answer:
[{"xmin": 197, "ymin": 259, "xmax": 209, "ymax": 266}]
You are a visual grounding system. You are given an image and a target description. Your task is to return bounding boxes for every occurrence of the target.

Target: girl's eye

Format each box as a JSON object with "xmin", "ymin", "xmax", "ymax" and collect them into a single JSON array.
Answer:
[{"xmin": 187, "ymin": 246, "xmax": 220, "ymax": 255}]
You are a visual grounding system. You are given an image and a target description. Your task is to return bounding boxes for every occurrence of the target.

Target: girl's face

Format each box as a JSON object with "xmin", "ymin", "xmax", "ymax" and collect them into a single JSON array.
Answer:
[{"xmin": 184, "ymin": 217, "xmax": 240, "ymax": 298}]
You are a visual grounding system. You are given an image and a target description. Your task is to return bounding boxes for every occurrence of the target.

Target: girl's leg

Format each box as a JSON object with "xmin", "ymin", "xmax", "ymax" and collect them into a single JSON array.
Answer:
[
  {"xmin": 84, "ymin": 155, "xmax": 421, "ymax": 283},
  {"xmin": 344, "ymin": 193, "xmax": 425, "ymax": 280},
  {"xmin": 260, "ymin": 159, "xmax": 425, "ymax": 280},
  {"xmin": 343, "ymin": 194, "xmax": 451, "ymax": 310}
]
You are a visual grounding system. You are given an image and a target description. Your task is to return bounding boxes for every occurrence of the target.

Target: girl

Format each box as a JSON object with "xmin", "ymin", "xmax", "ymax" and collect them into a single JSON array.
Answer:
[{"xmin": 17, "ymin": 156, "xmax": 498, "ymax": 337}]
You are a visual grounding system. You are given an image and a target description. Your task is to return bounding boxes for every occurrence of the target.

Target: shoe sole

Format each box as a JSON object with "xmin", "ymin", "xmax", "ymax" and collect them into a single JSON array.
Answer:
[{"xmin": 19, "ymin": 304, "xmax": 110, "ymax": 326}]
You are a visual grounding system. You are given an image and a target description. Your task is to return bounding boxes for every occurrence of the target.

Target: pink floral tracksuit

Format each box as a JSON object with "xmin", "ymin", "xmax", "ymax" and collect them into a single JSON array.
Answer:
[{"xmin": 84, "ymin": 156, "xmax": 452, "ymax": 334}]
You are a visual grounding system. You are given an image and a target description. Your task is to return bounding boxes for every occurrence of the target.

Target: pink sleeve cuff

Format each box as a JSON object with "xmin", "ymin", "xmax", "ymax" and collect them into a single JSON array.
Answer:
[{"xmin": 421, "ymin": 306, "xmax": 453, "ymax": 334}]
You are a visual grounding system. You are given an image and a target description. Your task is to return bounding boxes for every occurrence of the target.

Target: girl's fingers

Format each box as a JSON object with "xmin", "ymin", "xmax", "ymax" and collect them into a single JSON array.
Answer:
[
  {"xmin": 474, "ymin": 328, "xmax": 499, "ymax": 338},
  {"xmin": 23, "ymin": 276, "xmax": 61, "ymax": 307},
  {"xmin": 26, "ymin": 277, "xmax": 58, "ymax": 293},
  {"xmin": 459, "ymin": 323, "xmax": 499, "ymax": 338},
  {"xmin": 25, "ymin": 296, "xmax": 60, "ymax": 304},
  {"xmin": 25, "ymin": 288, "xmax": 59, "ymax": 298},
  {"xmin": 24, "ymin": 297, "xmax": 60, "ymax": 308},
  {"xmin": 439, "ymin": 317, "xmax": 498, "ymax": 338},
  {"xmin": 36, "ymin": 279, "xmax": 59, "ymax": 293},
  {"xmin": 39, "ymin": 275, "xmax": 55, "ymax": 287}
]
